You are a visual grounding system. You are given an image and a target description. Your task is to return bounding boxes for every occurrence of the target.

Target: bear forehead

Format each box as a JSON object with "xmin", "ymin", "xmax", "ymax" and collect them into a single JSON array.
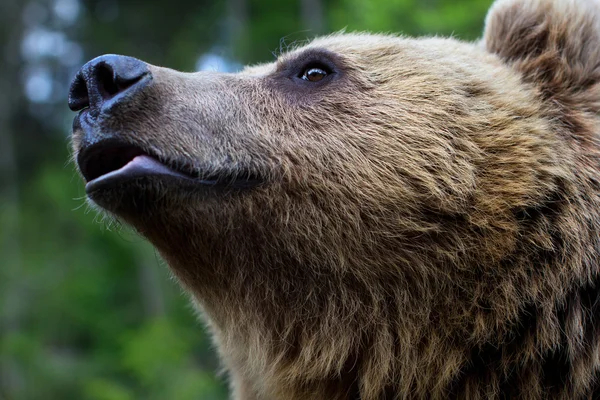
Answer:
[{"xmin": 241, "ymin": 33, "xmax": 509, "ymax": 86}]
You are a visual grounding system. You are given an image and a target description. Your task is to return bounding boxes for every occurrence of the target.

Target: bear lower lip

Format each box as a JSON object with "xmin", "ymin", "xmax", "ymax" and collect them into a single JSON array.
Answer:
[
  {"xmin": 78, "ymin": 140, "xmax": 265, "ymax": 195},
  {"xmin": 81, "ymin": 149, "xmax": 265, "ymax": 195},
  {"xmin": 85, "ymin": 155, "xmax": 195, "ymax": 193}
]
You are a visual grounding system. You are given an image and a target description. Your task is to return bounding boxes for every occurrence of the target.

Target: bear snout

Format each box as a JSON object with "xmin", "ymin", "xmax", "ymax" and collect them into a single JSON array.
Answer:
[{"xmin": 68, "ymin": 54, "xmax": 151, "ymax": 118}]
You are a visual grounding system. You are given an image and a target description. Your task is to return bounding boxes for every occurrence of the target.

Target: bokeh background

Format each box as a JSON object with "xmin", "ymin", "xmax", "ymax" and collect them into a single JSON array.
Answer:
[{"xmin": 0, "ymin": 0, "xmax": 493, "ymax": 398}]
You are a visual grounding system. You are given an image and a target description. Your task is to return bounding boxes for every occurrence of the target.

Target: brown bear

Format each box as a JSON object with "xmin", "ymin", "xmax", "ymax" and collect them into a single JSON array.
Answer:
[{"xmin": 68, "ymin": 0, "xmax": 600, "ymax": 398}]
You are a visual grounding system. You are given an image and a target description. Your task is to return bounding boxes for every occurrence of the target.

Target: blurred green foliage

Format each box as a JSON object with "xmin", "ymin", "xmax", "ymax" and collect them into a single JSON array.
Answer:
[{"xmin": 0, "ymin": 0, "xmax": 491, "ymax": 398}]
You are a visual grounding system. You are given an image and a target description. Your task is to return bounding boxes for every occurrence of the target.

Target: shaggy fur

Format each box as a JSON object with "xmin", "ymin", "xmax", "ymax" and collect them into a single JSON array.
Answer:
[{"xmin": 71, "ymin": 0, "xmax": 600, "ymax": 398}]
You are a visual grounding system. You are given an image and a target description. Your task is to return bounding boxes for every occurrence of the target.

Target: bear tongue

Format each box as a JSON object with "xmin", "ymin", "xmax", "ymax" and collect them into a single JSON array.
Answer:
[{"xmin": 85, "ymin": 154, "xmax": 190, "ymax": 193}]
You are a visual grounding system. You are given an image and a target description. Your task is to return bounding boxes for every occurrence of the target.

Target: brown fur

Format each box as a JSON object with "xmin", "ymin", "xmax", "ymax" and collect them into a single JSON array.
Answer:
[{"xmin": 72, "ymin": 0, "xmax": 600, "ymax": 398}]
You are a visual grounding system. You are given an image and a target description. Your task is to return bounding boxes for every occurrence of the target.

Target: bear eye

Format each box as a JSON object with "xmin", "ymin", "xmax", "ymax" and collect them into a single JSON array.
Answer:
[
  {"xmin": 300, "ymin": 65, "xmax": 330, "ymax": 82},
  {"xmin": 283, "ymin": 51, "xmax": 338, "ymax": 87}
]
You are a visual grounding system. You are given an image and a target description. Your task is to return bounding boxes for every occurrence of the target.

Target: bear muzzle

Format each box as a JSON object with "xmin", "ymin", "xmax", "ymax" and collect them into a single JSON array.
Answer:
[{"xmin": 69, "ymin": 55, "xmax": 264, "ymax": 198}]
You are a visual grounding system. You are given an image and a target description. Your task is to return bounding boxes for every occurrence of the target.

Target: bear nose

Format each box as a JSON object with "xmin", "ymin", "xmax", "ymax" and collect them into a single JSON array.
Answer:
[{"xmin": 68, "ymin": 55, "xmax": 150, "ymax": 113}]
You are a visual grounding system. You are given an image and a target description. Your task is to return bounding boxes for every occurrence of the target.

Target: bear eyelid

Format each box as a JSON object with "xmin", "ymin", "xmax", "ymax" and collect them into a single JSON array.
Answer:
[{"xmin": 273, "ymin": 48, "xmax": 340, "ymax": 81}]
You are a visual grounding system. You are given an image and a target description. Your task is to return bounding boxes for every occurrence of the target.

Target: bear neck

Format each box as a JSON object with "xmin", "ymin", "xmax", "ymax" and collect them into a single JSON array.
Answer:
[{"xmin": 142, "ymin": 215, "xmax": 600, "ymax": 399}]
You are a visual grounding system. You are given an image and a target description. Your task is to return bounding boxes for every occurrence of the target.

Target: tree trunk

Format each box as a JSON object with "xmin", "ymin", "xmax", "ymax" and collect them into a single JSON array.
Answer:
[{"xmin": 0, "ymin": 0, "xmax": 24, "ymax": 395}]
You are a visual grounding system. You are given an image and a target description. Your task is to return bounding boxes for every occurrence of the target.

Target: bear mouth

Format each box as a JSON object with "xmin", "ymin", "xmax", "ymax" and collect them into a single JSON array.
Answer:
[{"xmin": 78, "ymin": 140, "xmax": 262, "ymax": 193}]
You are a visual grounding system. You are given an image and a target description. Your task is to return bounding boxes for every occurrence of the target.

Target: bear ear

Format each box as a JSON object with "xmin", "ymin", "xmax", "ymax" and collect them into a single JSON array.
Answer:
[{"xmin": 484, "ymin": 0, "xmax": 600, "ymax": 96}]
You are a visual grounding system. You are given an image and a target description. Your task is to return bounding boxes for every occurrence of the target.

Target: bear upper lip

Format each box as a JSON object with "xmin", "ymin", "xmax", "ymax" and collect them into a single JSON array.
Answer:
[{"xmin": 77, "ymin": 140, "xmax": 263, "ymax": 193}]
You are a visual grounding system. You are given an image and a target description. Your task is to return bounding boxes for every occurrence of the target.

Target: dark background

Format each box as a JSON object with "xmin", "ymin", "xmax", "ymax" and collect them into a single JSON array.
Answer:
[{"xmin": 0, "ymin": 0, "xmax": 492, "ymax": 398}]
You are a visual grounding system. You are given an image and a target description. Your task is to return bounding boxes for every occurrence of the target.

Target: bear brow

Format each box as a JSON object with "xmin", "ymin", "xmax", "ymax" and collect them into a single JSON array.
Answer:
[{"xmin": 275, "ymin": 48, "xmax": 344, "ymax": 73}]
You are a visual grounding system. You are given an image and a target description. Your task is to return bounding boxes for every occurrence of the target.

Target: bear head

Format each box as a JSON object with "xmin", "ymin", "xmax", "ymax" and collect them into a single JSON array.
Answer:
[{"xmin": 70, "ymin": 0, "xmax": 600, "ymax": 398}]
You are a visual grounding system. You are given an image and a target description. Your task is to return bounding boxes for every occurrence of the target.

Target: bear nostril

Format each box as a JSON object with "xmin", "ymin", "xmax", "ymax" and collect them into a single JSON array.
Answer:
[
  {"xmin": 68, "ymin": 74, "xmax": 90, "ymax": 112},
  {"xmin": 95, "ymin": 61, "xmax": 120, "ymax": 100}
]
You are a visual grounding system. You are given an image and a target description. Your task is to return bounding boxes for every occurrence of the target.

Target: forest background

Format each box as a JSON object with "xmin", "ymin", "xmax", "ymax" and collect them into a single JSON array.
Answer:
[{"xmin": 0, "ymin": 0, "xmax": 493, "ymax": 398}]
